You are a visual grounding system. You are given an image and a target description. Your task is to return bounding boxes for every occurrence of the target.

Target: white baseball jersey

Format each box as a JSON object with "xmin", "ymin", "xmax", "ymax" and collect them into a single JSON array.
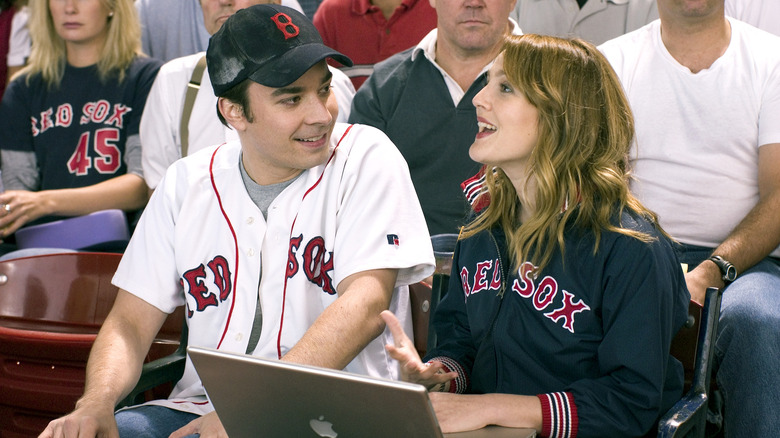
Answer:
[
  {"xmin": 140, "ymin": 52, "xmax": 357, "ymax": 189},
  {"xmin": 113, "ymin": 123, "xmax": 435, "ymax": 415}
]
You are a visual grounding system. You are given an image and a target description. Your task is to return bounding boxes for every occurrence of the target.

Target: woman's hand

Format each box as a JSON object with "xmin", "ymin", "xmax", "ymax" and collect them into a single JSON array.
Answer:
[
  {"xmin": 0, "ymin": 190, "xmax": 49, "ymax": 238},
  {"xmin": 380, "ymin": 310, "xmax": 458, "ymax": 389}
]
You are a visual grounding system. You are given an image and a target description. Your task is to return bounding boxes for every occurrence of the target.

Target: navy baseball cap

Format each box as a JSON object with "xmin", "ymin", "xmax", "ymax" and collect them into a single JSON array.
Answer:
[{"xmin": 206, "ymin": 4, "xmax": 353, "ymax": 95}]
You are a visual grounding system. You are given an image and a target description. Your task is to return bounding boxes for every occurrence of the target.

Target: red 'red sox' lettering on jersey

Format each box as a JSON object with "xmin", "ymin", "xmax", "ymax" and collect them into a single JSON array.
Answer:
[
  {"xmin": 183, "ymin": 255, "xmax": 233, "ymax": 317},
  {"xmin": 512, "ymin": 261, "xmax": 591, "ymax": 333},
  {"xmin": 462, "ymin": 259, "xmax": 591, "ymax": 333},
  {"xmin": 287, "ymin": 233, "xmax": 336, "ymax": 295},
  {"xmin": 460, "ymin": 259, "xmax": 501, "ymax": 299},
  {"xmin": 31, "ymin": 100, "xmax": 132, "ymax": 136},
  {"xmin": 30, "ymin": 101, "xmax": 132, "ymax": 178}
]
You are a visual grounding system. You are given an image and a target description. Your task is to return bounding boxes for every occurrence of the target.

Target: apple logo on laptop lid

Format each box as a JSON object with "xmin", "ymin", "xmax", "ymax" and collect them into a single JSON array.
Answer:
[{"xmin": 310, "ymin": 415, "xmax": 338, "ymax": 437}]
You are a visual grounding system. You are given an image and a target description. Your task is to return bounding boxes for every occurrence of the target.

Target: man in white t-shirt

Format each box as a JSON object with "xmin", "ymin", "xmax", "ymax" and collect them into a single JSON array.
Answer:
[
  {"xmin": 140, "ymin": 0, "xmax": 356, "ymax": 192},
  {"xmin": 599, "ymin": 0, "xmax": 780, "ymax": 435},
  {"xmin": 39, "ymin": 5, "xmax": 434, "ymax": 437}
]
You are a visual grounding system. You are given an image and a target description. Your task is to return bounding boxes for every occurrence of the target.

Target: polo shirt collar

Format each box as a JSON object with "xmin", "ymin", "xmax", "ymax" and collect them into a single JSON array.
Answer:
[
  {"xmin": 527, "ymin": 0, "xmax": 629, "ymax": 3},
  {"xmin": 351, "ymin": 0, "xmax": 420, "ymax": 15},
  {"xmin": 411, "ymin": 18, "xmax": 523, "ymax": 62}
]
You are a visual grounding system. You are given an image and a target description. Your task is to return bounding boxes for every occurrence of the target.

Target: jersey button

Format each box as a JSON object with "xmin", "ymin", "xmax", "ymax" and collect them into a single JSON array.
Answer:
[
  {"xmin": 235, "ymin": 333, "xmax": 243, "ymax": 341},
  {"xmin": 247, "ymin": 217, "xmax": 254, "ymax": 224},
  {"xmin": 247, "ymin": 248, "xmax": 255, "ymax": 257}
]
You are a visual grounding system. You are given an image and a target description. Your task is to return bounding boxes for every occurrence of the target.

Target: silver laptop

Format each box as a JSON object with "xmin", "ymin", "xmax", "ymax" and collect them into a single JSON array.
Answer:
[{"xmin": 189, "ymin": 346, "xmax": 536, "ymax": 438}]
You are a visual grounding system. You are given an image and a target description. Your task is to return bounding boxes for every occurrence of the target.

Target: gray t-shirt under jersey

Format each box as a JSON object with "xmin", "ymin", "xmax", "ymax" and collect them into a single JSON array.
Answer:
[{"xmin": 239, "ymin": 154, "xmax": 301, "ymax": 354}]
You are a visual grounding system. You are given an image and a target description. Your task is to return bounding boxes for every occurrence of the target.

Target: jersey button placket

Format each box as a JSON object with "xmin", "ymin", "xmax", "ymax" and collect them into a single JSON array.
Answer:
[{"xmin": 246, "ymin": 217, "xmax": 256, "ymax": 257}]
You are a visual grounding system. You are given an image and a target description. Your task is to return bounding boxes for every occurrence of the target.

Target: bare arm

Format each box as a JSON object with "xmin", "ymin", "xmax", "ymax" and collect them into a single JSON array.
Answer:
[
  {"xmin": 686, "ymin": 142, "xmax": 780, "ymax": 303},
  {"xmin": 431, "ymin": 393, "xmax": 543, "ymax": 434},
  {"xmin": 0, "ymin": 174, "xmax": 147, "ymax": 237},
  {"xmin": 282, "ymin": 268, "xmax": 398, "ymax": 369},
  {"xmin": 38, "ymin": 290, "xmax": 168, "ymax": 438}
]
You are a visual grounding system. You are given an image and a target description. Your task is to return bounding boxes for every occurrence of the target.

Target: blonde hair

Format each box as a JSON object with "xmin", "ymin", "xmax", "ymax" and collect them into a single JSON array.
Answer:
[
  {"xmin": 21, "ymin": 0, "xmax": 141, "ymax": 86},
  {"xmin": 462, "ymin": 34, "xmax": 666, "ymax": 273}
]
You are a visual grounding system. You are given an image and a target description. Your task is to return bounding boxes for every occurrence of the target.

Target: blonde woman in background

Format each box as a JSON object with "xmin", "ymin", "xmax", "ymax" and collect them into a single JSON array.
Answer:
[{"xmin": 0, "ymin": 0, "xmax": 160, "ymax": 256}]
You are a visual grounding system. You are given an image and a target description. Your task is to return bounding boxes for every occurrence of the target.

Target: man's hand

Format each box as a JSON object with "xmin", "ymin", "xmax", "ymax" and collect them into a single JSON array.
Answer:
[
  {"xmin": 380, "ymin": 310, "xmax": 457, "ymax": 389},
  {"xmin": 169, "ymin": 411, "xmax": 228, "ymax": 438},
  {"xmin": 38, "ymin": 402, "xmax": 119, "ymax": 438},
  {"xmin": 685, "ymin": 259, "xmax": 725, "ymax": 305}
]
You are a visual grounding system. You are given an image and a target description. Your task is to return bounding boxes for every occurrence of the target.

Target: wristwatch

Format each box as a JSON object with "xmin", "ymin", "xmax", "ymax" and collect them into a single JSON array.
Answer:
[{"xmin": 710, "ymin": 255, "xmax": 738, "ymax": 282}]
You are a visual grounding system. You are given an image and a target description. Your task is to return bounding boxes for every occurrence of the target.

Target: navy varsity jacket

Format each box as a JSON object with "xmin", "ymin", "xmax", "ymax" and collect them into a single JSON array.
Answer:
[{"xmin": 424, "ymin": 211, "xmax": 690, "ymax": 438}]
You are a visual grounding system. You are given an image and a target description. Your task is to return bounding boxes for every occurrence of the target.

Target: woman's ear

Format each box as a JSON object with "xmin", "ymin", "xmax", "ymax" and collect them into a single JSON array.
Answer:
[{"xmin": 218, "ymin": 97, "xmax": 247, "ymax": 131}]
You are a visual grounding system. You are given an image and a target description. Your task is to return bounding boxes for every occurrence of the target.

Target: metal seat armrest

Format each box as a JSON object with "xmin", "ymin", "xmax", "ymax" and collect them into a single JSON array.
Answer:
[
  {"xmin": 657, "ymin": 287, "xmax": 723, "ymax": 438},
  {"xmin": 658, "ymin": 392, "xmax": 708, "ymax": 437}
]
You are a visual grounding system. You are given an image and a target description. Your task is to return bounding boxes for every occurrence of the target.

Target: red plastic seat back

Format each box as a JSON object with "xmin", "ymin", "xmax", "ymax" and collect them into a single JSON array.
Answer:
[
  {"xmin": 0, "ymin": 252, "xmax": 183, "ymax": 438},
  {"xmin": 0, "ymin": 252, "xmax": 121, "ymax": 330}
]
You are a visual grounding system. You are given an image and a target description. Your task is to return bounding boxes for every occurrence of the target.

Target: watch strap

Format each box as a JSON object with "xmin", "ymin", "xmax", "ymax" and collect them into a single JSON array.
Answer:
[{"xmin": 710, "ymin": 255, "xmax": 737, "ymax": 282}]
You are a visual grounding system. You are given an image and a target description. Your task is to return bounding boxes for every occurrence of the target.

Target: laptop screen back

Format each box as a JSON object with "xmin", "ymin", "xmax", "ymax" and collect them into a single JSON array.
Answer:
[{"xmin": 189, "ymin": 346, "xmax": 444, "ymax": 438}]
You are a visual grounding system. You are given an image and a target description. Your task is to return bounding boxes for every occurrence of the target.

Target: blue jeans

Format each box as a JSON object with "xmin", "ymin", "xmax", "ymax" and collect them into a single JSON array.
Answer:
[
  {"xmin": 674, "ymin": 243, "xmax": 780, "ymax": 437},
  {"xmin": 115, "ymin": 405, "xmax": 200, "ymax": 438}
]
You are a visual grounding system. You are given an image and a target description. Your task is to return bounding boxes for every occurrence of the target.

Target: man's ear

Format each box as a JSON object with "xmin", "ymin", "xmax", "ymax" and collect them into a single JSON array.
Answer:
[{"xmin": 218, "ymin": 97, "xmax": 247, "ymax": 131}]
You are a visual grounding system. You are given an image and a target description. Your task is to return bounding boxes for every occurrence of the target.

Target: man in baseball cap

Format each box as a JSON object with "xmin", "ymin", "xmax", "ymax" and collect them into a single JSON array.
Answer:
[
  {"xmin": 139, "ymin": 0, "xmax": 358, "ymax": 194},
  {"xmin": 207, "ymin": 3, "xmax": 352, "ymax": 92},
  {"xmin": 40, "ymin": 4, "xmax": 434, "ymax": 438}
]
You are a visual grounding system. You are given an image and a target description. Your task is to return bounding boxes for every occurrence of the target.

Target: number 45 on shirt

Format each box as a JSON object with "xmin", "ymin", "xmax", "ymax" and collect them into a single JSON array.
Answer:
[{"xmin": 67, "ymin": 129, "xmax": 122, "ymax": 176}]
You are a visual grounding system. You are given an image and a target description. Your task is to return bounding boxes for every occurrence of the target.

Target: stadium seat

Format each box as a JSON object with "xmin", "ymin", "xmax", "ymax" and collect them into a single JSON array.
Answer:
[
  {"xmin": 14, "ymin": 209, "xmax": 130, "ymax": 251},
  {"xmin": 409, "ymin": 281, "xmax": 433, "ymax": 358},
  {"xmin": 658, "ymin": 287, "xmax": 723, "ymax": 438},
  {"xmin": 408, "ymin": 234, "xmax": 457, "ymax": 358},
  {"xmin": 0, "ymin": 252, "xmax": 183, "ymax": 438}
]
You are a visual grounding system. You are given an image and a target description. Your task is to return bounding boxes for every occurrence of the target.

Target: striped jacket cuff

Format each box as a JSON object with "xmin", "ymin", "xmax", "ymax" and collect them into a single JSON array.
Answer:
[
  {"xmin": 537, "ymin": 392, "xmax": 578, "ymax": 438},
  {"xmin": 427, "ymin": 356, "xmax": 469, "ymax": 393},
  {"xmin": 460, "ymin": 169, "xmax": 490, "ymax": 213}
]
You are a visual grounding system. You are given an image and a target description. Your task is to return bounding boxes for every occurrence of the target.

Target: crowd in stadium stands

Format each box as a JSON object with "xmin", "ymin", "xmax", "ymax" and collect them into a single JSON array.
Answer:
[{"xmin": 1, "ymin": 0, "xmax": 778, "ymax": 437}]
